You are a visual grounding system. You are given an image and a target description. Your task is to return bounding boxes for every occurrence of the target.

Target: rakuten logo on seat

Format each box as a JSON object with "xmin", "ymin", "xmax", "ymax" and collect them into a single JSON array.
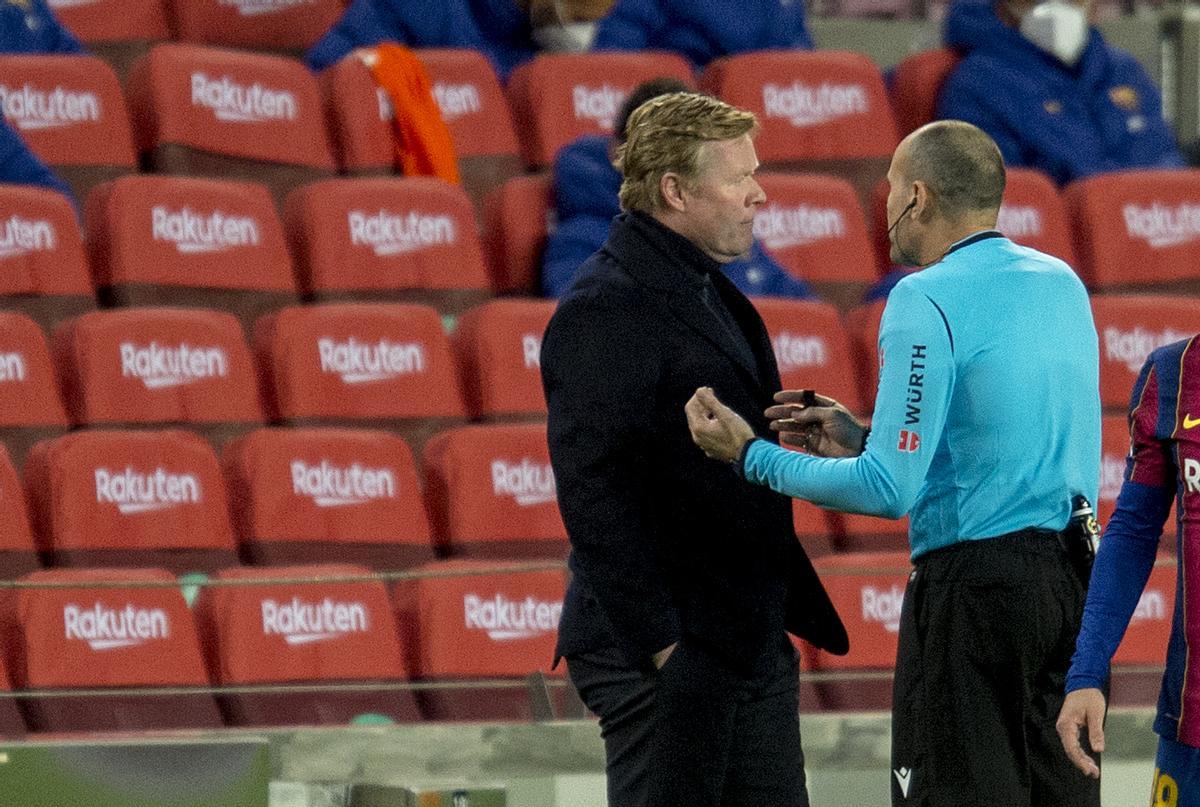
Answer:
[
  {"xmin": 94, "ymin": 467, "xmax": 202, "ymax": 514},
  {"xmin": 754, "ymin": 204, "xmax": 845, "ymax": 250},
  {"xmin": 0, "ymin": 215, "xmax": 55, "ymax": 259},
  {"xmin": 996, "ymin": 205, "xmax": 1043, "ymax": 240},
  {"xmin": 261, "ymin": 596, "xmax": 369, "ymax": 644},
  {"xmin": 0, "ymin": 83, "xmax": 101, "ymax": 131},
  {"xmin": 0, "ymin": 352, "xmax": 25, "ymax": 383},
  {"xmin": 1130, "ymin": 589, "xmax": 1166, "ymax": 624},
  {"xmin": 463, "ymin": 593, "xmax": 563, "ymax": 641},
  {"xmin": 291, "ymin": 459, "xmax": 396, "ymax": 507},
  {"xmin": 151, "ymin": 205, "xmax": 261, "ymax": 254},
  {"xmin": 772, "ymin": 332, "xmax": 828, "ymax": 373},
  {"xmin": 317, "ymin": 336, "xmax": 426, "ymax": 384},
  {"xmin": 762, "ymin": 82, "xmax": 867, "ymax": 128},
  {"xmin": 1123, "ymin": 202, "xmax": 1200, "ymax": 249},
  {"xmin": 347, "ymin": 209, "xmax": 455, "ymax": 257},
  {"xmin": 220, "ymin": 0, "xmax": 315, "ymax": 16},
  {"xmin": 47, "ymin": 0, "xmax": 102, "ymax": 8},
  {"xmin": 120, "ymin": 341, "xmax": 229, "ymax": 390},
  {"xmin": 572, "ymin": 84, "xmax": 625, "ymax": 129},
  {"xmin": 1103, "ymin": 326, "xmax": 1191, "ymax": 372},
  {"xmin": 63, "ymin": 602, "xmax": 170, "ymax": 650},
  {"xmin": 522, "ymin": 334, "xmax": 541, "ymax": 370},
  {"xmin": 861, "ymin": 583, "xmax": 903, "ymax": 633},
  {"xmin": 491, "ymin": 459, "xmax": 555, "ymax": 506},
  {"xmin": 191, "ymin": 72, "xmax": 298, "ymax": 123},
  {"xmin": 1100, "ymin": 450, "xmax": 1126, "ymax": 503},
  {"xmin": 433, "ymin": 82, "xmax": 482, "ymax": 122}
]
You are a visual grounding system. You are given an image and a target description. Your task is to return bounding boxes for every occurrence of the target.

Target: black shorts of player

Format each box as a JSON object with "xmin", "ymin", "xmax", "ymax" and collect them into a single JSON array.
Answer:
[{"xmin": 890, "ymin": 529, "xmax": 1101, "ymax": 807}]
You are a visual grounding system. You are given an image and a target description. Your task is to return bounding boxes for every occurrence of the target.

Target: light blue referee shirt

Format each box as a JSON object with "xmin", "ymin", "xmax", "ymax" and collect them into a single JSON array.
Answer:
[{"xmin": 744, "ymin": 232, "xmax": 1101, "ymax": 559}]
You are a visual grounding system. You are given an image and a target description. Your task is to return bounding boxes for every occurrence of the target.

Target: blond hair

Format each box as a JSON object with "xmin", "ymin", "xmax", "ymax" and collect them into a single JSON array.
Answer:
[{"xmin": 615, "ymin": 92, "xmax": 758, "ymax": 214}]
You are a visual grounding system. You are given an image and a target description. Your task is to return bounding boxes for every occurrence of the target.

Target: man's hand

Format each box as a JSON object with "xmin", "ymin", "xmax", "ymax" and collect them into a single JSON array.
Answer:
[
  {"xmin": 765, "ymin": 390, "xmax": 867, "ymax": 458},
  {"xmin": 651, "ymin": 642, "xmax": 677, "ymax": 670},
  {"xmin": 1056, "ymin": 688, "xmax": 1106, "ymax": 778},
  {"xmin": 685, "ymin": 387, "xmax": 755, "ymax": 463}
]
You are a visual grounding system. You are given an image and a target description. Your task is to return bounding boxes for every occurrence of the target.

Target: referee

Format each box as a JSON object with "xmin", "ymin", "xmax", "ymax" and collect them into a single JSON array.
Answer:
[{"xmin": 685, "ymin": 120, "xmax": 1101, "ymax": 807}]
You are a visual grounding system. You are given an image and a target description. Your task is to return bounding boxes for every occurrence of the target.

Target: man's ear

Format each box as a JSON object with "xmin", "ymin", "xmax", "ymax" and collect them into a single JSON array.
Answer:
[
  {"xmin": 660, "ymin": 172, "xmax": 688, "ymax": 213},
  {"xmin": 911, "ymin": 180, "xmax": 932, "ymax": 221}
]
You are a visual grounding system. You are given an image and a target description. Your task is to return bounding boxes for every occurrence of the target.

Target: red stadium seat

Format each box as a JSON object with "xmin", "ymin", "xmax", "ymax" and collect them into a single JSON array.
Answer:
[
  {"xmin": 453, "ymin": 299, "xmax": 554, "ymax": 421},
  {"xmin": 751, "ymin": 297, "xmax": 864, "ymax": 415},
  {"xmin": 126, "ymin": 44, "xmax": 336, "ymax": 207},
  {"xmin": 0, "ymin": 185, "xmax": 94, "ymax": 334},
  {"xmin": 793, "ymin": 498, "xmax": 836, "ymax": 559},
  {"xmin": 51, "ymin": 308, "xmax": 264, "ymax": 448},
  {"xmin": 887, "ymin": 48, "xmax": 959, "ymax": 138},
  {"xmin": 423, "ymin": 424, "xmax": 566, "ymax": 560},
  {"xmin": 1111, "ymin": 560, "xmax": 1175, "ymax": 706},
  {"xmin": 481, "ymin": 174, "xmax": 554, "ymax": 295},
  {"xmin": 0, "ymin": 55, "xmax": 136, "ymax": 205},
  {"xmin": 1092, "ymin": 295, "xmax": 1200, "ymax": 413},
  {"xmin": 1098, "ymin": 414, "xmax": 1129, "ymax": 527},
  {"xmin": 394, "ymin": 559, "xmax": 566, "ymax": 720},
  {"xmin": 506, "ymin": 52, "xmax": 693, "ymax": 169},
  {"xmin": 223, "ymin": 427, "xmax": 435, "ymax": 569},
  {"xmin": 253, "ymin": 303, "xmax": 469, "ymax": 454},
  {"xmin": 169, "ymin": 0, "xmax": 343, "ymax": 53},
  {"xmin": 1065, "ymin": 169, "xmax": 1200, "ymax": 292},
  {"xmin": 284, "ymin": 177, "xmax": 491, "ymax": 316},
  {"xmin": 193, "ymin": 563, "xmax": 421, "ymax": 726},
  {"xmin": 0, "ymin": 444, "xmax": 39, "ymax": 580},
  {"xmin": 753, "ymin": 173, "xmax": 878, "ymax": 308},
  {"xmin": 84, "ymin": 175, "xmax": 298, "ymax": 332},
  {"xmin": 45, "ymin": 0, "xmax": 172, "ymax": 81},
  {"xmin": 700, "ymin": 51, "xmax": 898, "ymax": 207},
  {"xmin": 0, "ymin": 650, "xmax": 24, "ymax": 737},
  {"xmin": 0, "ymin": 312, "xmax": 69, "ymax": 470},
  {"xmin": 23, "ymin": 429, "xmax": 239, "ymax": 573},
  {"xmin": 0, "ymin": 567, "xmax": 221, "ymax": 732},
  {"xmin": 833, "ymin": 512, "xmax": 910, "ymax": 554},
  {"xmin": 844, "ymin": 299, "xmax": 886, "ymax": 412}
]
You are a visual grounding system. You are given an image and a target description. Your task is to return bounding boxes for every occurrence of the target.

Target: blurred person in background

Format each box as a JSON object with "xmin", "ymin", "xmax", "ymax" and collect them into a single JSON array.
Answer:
[
  {"xmin": 0, "ymin": 117, "xmax": 74, "ymax": 205},
  {"xmin": 0, "ymin": 0, "xmax": 82, "ymax": 54}
]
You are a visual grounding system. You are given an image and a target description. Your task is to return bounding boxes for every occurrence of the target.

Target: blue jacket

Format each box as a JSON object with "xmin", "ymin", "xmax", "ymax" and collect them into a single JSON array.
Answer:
[
  {"xmin": 592, "ymin": 0, "xmax": 811, "ymax": 69},
  {"xmin": 938, "ymin": 0, "xmax": 1183, "ymax": 185},
  {"xmin": 0, "ymin": 0, "xmax": 82, "ymax": 54},
  {"xmin": 306, "ymin": 0, "xmax": 536, "ymax": 78},
  {"xmin": 0, "ymin": 117, "xmax": 74, "ymax": 203},
  {"xmin": 543, "ymin": 134, "xmax": 818, "ymax": 300}
]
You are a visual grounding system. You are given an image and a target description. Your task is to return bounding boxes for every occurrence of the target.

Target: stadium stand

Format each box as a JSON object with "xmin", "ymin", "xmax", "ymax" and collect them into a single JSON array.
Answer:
[
  {"xmin": 0, "ymin": 567, "xmax": 223, "ymax": 732},
  {"xmin": 84, "ymin": 175, "xmax": 298, "ymax": 333},
  {"xmin": 481, "ymin": 174, "xmax": 554, "ymax": 295},
  {"xmin": 505, "ymin": 51, "xmax": 693, "ymax": 169},
  {"xmin": 0, "ymin": 444, "xmax": 39, "ymax": 579},
  {"xmin": 699, "ymin": 50, "xmax": 898, "ymax": 208},
  {"xmin": 834, "ymin": 512, "xmax": 910, "ymax": 554},
  {"xmin": 252, "ymin": 303, "xmax": 469, "ymax": 455},
  {"xmin": 452, "ymin": 299, "xmax": 553, "ymax": 421},
  {"xmin": 193, "ymin": 563, "xmax": 422, "ymax": 726},
  {"xmin": 0, "ymin": 650, "xmax": 24, "ymax": 737},
  {"xmin": 1091, "ymin": 295, "xmax": 1200, "ymax": 413},
  {"xmin": 125, "ymin": 43, "xmax": 336, "ymax": 207},
  {"xmin": 0, "ymin": 54, "xmax": 137, "ymax": 205},
  {"xmin": 318, "ymin": 49, "xmax": 523, "ymax": 211},
  {"xmin": 222, "ymin": 427, "xmax": 435, "ymax": 569},
  {"xmin": 393, "ymin": 559, "xmax": 566, "ymax": 720},
  {"xmin": 1065, "ymin": 168, "xmax": 1200, "ymax": 292},
  {"xmin": 423, "ymin": 424, "xmax": 566, "ymax": 560},
  {"xmin": 0, "ymin": 312, "xmax": 70, "ymax": 471},
  {"xmin": 23, "ymin": 429, "xmax": 240, "ymax": 572},
  {"xmin": 45, "ymin": 0, "xmax": 172, "ymax": 81},
  {"xmin": 1110, "ymin": 560, "xmax": 1175, "ymax": 706},
  {"xmin": 793, "ymin": 498, "xmax": 836, "ymax": 559},
  {"xmin": 844, "ymin": 299, "xmax": 885, "ymax": 411},
  {"xmin": 168, "ymin": 0, "xmax": 343, "ymax": 55},
  {"xmin": 887, "ymin": 48, "xmax": 959, "ymax": 138},
  {"xmin": 1099, "ymin": 413, "xmax": 1130, "ymax": 527},
  {"xmin": 51, "ymin": 307, "xmax": 265, "ymax": 447},
  {"xmin": 283, "ymin": 176, "xmax": 491, "ymax": 316},
  {"xmin": 0, "ymin": 184, "xmax": 94, "ymax": 334},
  {"xmin": 751, "ymin": 174, "xmax": 878, "ymax": 309}
]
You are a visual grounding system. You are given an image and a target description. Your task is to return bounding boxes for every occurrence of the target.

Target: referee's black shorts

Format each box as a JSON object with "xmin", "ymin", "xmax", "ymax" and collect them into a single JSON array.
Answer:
[{"xmin": 890, "ymin": 530, "xmax": 1101, "ymax": 807}]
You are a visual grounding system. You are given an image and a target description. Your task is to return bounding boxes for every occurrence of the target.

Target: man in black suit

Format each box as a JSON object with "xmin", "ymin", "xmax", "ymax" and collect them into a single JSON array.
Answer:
[{"xmin": 540, "ymin": 91, "xmax": 848, "ymax": 807}]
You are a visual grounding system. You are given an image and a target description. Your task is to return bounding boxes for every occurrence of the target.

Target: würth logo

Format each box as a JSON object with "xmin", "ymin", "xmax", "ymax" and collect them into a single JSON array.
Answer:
[
  {"xmin": 754, "ymin": 204, "xmax": 845, "ymax": 250},
  {"xmin": 762, "ymin": 82, "xmax": 867, "ymax": 128},
  {"xmin": 191, "ymin": 72, "xmax": 298, "ymax": 123},
  {"xmin": 151, "ymin": 205, "xmax": 261, "ymax": 254},
  {"xmin": 220, "ymin": 0, "xmax": 315, "ymax": 16},
  {"xmin": 290, "ymin": 459, "xmax": 397, "ymax": 507},
  {"xmin": 463, "ymin": 593, "xmax": 563, "ymax": 641},
  {"xmin": 1123, "ymin": 202, "xmax": 1200, "ymax": 249},
  {"xmin": 433, "ymin": 82, "xmax": 482, "ymax": 122},
  {"xmin": 996, "ymin": 204, "xmax": 1043, "ymax": 240},
  {"xmin": 317, "ymin": 336, "xmax": 426, "ymax": 384},
  {"xmin": 94, "ymin": 467, "xmax": 202, "ymax": 514},
  {"xmin": 491, "ymin": 459, "xmax": 556, "ymax": 506},
  {"xmin": 260, "ymin": 596, "xmax": 370, "ymax": 644},
  {"xmin": 120, "ymin": 341, "xmax": 229, "ymax": 390},
  {"xmin": 897, "ymin": 430, "xmax": 920, "ymax": 453},
  {"xmin": 572, "ymin": 84, "xmax": 626, "ymax": 129},
  {"xmin": 772, "ymin": 332, "xmax": 828, "ymax": 372},
  {"xmin": 0, "ymin": 214, "xmax": 55, "ymax": 259},
  {"xmin": 0, "ymin": 83, "xmax": 101, "ymax": 131},
  {"xmin": 63, "ymin": 603, "xmax": 170, "ymax": 650},
  {"xmin": 347, "ymin": 209, "xmax": 456, "ymax": 257}
]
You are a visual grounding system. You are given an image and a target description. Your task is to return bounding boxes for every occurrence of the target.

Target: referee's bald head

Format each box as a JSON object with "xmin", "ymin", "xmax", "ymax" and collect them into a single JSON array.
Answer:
[{"xmin": 899, "ymin": 120, "xmax": 1006, "ymax": 220}]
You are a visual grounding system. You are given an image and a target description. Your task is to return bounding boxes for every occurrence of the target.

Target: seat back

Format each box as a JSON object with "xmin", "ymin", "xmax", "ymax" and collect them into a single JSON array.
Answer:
[
  {"xmin": 1091, "ymin": 295, "xmax": 1200, "ymax": 413},
  {"xmin": 0, "ymin": 312, "xmax": 69, "ymax": 470},
  {"xmin": 0, "ymin": 444, "xmax": 39, "ymax": 580},
  {"xmin": 45, "ymin": 0, "xmax": 171, "ymax": 81},
  {"xmin": 752, "ymin": 297, "xmax": 863, "ymax": 414},
  {"xmin": 481, "ymin": 174, "xmax": 554, "ymax": 295},
  {"xmin": 453, "ymin": 299, "xmax": 554, "ymax": 421},
  {"xmin": 887, "ymin": 48, "xmax": 959, "ymax": 137},
  {"xmin": 169, "ymin": 0, "xmax": 344, "ymax": 52}
]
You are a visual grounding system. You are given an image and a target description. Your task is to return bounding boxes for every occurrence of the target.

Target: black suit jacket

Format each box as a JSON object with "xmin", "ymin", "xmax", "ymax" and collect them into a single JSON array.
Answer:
[{"xmin": 542, "ymin": 213, "xmax": 847, "ymax": 678}]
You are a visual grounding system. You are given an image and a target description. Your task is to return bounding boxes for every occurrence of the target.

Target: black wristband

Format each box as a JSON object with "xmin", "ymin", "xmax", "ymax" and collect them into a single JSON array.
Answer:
[
  {"xmin": 858, "ymin": 427, "xmax": 871, "ymax": 455},
  {"xmin": 732, "ymin": 438, "xmax": 757, "ymax": 479}
]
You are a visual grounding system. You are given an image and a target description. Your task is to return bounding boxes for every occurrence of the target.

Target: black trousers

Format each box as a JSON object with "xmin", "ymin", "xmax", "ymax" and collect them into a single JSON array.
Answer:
[
  {"xmin": 566, "ymin": 638, "xmax": 808, "ymax": 807},
  {"xmin": 890, "ymin": 531, "xmax": 1102, "ymax": 807}
]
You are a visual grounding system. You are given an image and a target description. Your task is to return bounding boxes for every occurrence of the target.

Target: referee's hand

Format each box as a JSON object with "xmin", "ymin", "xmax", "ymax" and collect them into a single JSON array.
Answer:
[{"xmin": 1056, "ymin": 688, "xmax": 1105, "ymax": 779}]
